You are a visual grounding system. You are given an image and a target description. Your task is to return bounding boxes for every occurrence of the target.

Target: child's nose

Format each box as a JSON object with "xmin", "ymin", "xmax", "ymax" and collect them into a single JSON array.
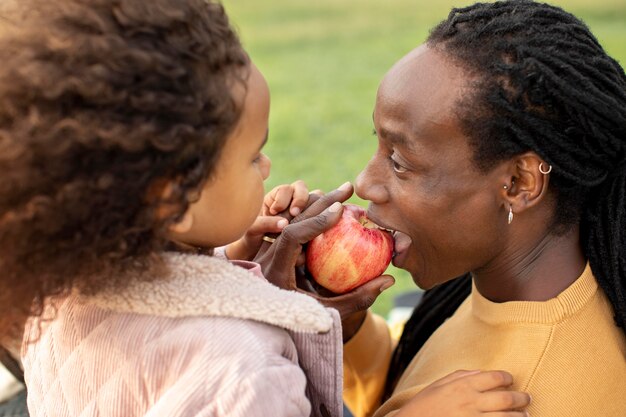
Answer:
[{"xmin": 260, "ymin": 154, "xmax": 271, "ymax": 180}]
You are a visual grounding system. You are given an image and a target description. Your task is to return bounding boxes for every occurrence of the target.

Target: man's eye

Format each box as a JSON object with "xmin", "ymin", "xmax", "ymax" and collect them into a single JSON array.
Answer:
[{"xmin": 390, "ymin": 154, "xmax": 408, "ymax": 173}]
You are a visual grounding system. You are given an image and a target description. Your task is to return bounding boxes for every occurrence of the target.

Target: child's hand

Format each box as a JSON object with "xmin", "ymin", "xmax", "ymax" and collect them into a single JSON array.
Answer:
[
  {"xmin": 225, "ymin": 181, "xmax": 310, "ymax": 261},
  {"xmin": 263, "ymin": 180, "xmax": 310, "ymax": 217},
  {"xmin": 395, "ymin": 370, "xmax": 530, "ymax": 417}
]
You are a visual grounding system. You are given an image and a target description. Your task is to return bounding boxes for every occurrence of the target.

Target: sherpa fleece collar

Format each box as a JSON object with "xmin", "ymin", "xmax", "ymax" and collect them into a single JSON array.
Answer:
[{"xmin": 80, "ymin": 252, "xmax": 333, "ymax": 334}]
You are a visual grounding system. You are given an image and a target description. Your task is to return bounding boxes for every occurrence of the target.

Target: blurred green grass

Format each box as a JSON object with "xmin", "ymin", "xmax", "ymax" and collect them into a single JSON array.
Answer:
[{"xmin": 222, "ymin": 0, "xmax": 626, "ymax": 318}]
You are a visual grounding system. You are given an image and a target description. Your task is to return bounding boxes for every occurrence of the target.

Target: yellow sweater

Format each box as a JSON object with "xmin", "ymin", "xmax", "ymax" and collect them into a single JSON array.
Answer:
[{"xmin": 344, "ymin": 264, "xmax": 626, "ymax": 417}]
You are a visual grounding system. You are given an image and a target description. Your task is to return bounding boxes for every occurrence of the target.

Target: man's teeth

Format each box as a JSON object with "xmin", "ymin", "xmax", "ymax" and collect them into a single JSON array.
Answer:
[{"xmin": 376, "ymin": 225, "xmax": 395, "ymax": 233}]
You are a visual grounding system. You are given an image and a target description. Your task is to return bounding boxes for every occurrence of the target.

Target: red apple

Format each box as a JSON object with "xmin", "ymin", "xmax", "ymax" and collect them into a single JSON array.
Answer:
[{"xmin": 306, "ymin": 204, "xmax": 393, "ymax": 294}]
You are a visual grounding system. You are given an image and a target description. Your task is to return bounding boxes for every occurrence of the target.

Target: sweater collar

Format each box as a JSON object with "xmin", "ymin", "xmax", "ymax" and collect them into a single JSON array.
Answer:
[
  {"xmin": 79, "ymin": 252, "xmax": 333, "ymax": 334},
  {"xmin": 471, "ymin": 263, "xmax": 598, "ymax": 324}
]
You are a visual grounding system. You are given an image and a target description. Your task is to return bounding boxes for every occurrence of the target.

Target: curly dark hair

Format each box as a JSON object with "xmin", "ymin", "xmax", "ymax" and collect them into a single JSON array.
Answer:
[
  {"xmin": 385, "ymin": 0, "xmax": 626, "ymax": 398},
  {"xmin": 0, "ymin": 0, "xmax": 249, "ymax": 341}
]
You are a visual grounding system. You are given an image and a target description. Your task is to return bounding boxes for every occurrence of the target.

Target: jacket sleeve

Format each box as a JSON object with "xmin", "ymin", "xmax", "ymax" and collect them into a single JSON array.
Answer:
[{"xmin": 343, "ymin": 311, "xmax": 396, "ymax": 417}]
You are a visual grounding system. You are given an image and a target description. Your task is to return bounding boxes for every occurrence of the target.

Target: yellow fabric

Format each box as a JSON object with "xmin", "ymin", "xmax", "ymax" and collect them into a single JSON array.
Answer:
[
  {"xmin": 387, "ymin": 318, "xmax": 406, "ymax": 342},
  {"xmin": 343, "ymin": 312, "xmax": 396, "ymax": 417},
  {"xmin": 344, "ymin": 264, "xmax": 626, "ymax": 417}
]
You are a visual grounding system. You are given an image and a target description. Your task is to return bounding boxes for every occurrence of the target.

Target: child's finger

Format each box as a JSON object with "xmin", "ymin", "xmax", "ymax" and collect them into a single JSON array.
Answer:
[
  {"xmin": 268, "ymin": 186, "xmax": 293, "ymax": 215},
  {"xmin": 288, "ymin": 180, "xmax": 309, "ymax": 216},
  {"xmin": 477, "ymin": 391, "xmax": 531, "ymax": 412},
  {"xmin": 467, "ymin": 370, "xmax": 514, "ymax": 392},
  {"xmin": 247, "ymin": 216, "xmax": 289, "ymax": 237},
  {"xmin": 268, "ymin": 181, "xmax": 309, "ymax": 215}
]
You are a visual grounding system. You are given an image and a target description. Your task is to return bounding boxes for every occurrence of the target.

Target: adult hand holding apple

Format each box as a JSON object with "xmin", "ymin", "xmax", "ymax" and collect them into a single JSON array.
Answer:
[{"xmin": 253, "ymin": 182, "xmax": 395, "ymax": 341}]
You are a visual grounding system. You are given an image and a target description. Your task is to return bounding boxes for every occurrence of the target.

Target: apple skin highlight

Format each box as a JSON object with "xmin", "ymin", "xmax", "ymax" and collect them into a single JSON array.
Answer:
[{"xmin": 306, "ymin": 204, "xmax": 394, "ymax": 294}]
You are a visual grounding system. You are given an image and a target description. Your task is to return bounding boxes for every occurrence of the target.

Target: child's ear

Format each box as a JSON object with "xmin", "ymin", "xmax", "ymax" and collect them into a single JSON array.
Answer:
[
  {"xmin": 149, "ymin": 178, "xmax": 194, "ymax": 234},
  {"xmin": 168, "ymin": 211, "xmax": 194, "ymax": 234}
]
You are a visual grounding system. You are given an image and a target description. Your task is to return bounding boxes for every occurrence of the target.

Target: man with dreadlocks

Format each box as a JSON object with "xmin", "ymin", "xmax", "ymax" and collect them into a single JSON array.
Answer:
[{"xmin": 338, "ymin": 1, "xmax": 626, "ymax": 416}]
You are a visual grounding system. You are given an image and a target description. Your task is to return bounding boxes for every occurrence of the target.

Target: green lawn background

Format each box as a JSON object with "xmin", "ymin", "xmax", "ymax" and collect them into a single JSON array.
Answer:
[{"xmin": 222, "ymin": 0, "xmax": 626, "ymax": 317}]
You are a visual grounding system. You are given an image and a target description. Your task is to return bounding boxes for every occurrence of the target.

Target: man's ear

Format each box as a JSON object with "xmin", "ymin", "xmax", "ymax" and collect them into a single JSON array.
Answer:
[{"xmin": 502, "ymin": 152, "xmax": 550, "ymax": 214}]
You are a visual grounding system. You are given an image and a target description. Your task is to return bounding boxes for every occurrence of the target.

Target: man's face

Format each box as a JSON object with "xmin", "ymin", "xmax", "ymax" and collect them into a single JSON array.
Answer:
[{"xmin": 355, "ymin": 44, "xmax": 507, "ymax": 289}]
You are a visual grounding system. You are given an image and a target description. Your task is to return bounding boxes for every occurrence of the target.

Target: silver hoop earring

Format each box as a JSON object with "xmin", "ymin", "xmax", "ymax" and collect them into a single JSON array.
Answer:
[
  {"xmin": 539, "ymin": 163, "xmax": 552, "ymax": 174},
  {"xmin": 508, "ymin": 205, "xmax": 514, "ymax": 225}
]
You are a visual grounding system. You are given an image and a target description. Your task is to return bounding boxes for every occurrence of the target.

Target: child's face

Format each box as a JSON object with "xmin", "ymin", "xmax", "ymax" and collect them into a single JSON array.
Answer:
[{"xmin": 170, "ymin": 63, "xmax": 271, "ymax": 248}]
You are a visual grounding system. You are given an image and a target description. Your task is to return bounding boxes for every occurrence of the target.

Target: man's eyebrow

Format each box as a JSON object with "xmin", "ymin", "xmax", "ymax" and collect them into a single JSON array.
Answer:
[{"xmin": 378, "ymin": 127, "xmax": 414, "ymax": 151}]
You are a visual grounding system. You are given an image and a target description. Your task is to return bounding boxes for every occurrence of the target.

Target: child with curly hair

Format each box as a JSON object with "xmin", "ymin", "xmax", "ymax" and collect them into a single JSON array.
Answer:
[{"xmin": 0, "ymin": 0, "xmax": 530, "ymax": 416}]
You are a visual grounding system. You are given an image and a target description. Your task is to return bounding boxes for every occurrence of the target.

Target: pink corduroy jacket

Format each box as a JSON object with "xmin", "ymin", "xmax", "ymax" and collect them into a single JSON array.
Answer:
[{"xmin": 22, "ymin": 253, "xmax": 343, "ymax": 417}]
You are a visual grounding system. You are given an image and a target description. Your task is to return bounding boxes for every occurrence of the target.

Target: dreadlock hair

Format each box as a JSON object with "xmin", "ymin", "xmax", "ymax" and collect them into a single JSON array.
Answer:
[{"xmin": 384, "ymin": 0, "xmax": 626, "ymax": 398}]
